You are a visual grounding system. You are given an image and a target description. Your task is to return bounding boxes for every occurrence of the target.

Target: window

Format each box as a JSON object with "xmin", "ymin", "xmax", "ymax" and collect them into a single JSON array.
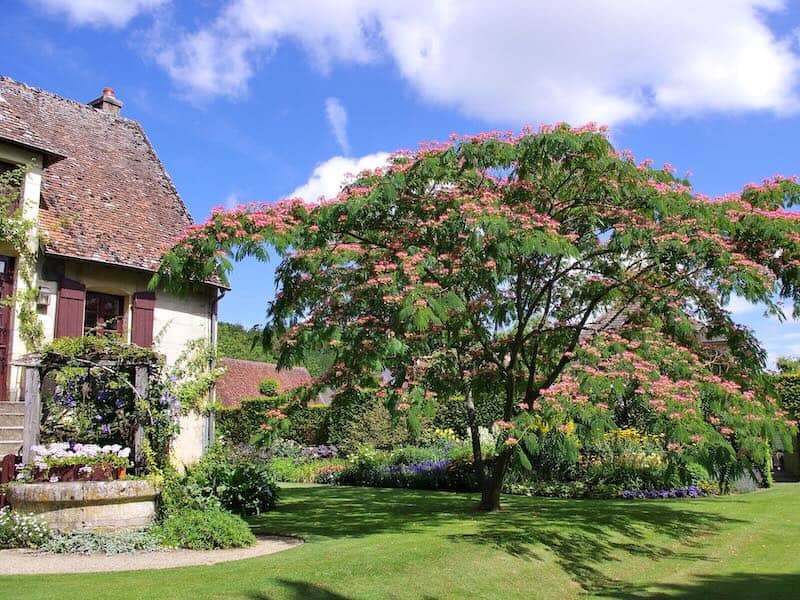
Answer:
[
  {"xmin": 84, "ymin": 292, "xmax": 124, "ymax": 336},
  {"xmin": 0, "ymin": 161, "xmax": 22, "ymax": 215}
]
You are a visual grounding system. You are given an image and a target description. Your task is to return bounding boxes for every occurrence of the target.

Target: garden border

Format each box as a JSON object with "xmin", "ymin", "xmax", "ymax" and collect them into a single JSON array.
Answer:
[{"xmin": 0, "ymin": 535, "xmax": 303, "ymax": 575}]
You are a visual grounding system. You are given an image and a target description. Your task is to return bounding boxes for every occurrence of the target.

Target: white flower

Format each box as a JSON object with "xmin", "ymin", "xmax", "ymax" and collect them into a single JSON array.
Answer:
[{"xmin": 118, "ymin": 448, "xmax": 131, "ymax": 459}]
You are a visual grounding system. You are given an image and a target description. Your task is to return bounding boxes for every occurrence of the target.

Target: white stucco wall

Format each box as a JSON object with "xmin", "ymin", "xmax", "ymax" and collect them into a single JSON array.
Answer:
[{"xmin": 0, "ymin": 142, "xmax": 43, "ymax": 402}]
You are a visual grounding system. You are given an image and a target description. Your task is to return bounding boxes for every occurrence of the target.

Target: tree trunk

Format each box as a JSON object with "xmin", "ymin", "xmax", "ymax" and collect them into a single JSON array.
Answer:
[
  {"xmin": 464, "ymin": 386, "xmax": 486, "ymax": 493},
  {"xmin": 478, "ymin": 450, "xmax": 511, "ymax": 512}
]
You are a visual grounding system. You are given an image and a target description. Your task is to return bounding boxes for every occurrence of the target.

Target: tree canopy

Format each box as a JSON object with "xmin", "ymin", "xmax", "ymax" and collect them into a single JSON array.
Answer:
[{"xmin": 155, "ymin": 124, "xmax": 800, "ymax": 509}]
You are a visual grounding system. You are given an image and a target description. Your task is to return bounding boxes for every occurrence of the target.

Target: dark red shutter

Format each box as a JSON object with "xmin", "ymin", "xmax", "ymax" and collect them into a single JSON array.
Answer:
[
  {"xmin": 55, "ymin": 278, "xmax": 86, "ymax": 338},
  {"xmin": 131, "ymin": 292, "xmax": 156, "ymax": 347}
]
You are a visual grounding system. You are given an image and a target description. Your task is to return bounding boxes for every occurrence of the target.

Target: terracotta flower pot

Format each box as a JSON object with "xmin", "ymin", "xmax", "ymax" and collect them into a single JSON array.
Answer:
[
  {"xmin": 91, "ymin": 465, "xmax": 113, "ymax": 481},
  {"xmin": 116, "ymin": 467, "xmax": 126, "ymax": 480}
]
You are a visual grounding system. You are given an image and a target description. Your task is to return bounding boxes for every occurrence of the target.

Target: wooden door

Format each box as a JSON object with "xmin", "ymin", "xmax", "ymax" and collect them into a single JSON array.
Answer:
[{"xmin": 0, "ymin": 256, "xmax": 15, "ymax": 401}]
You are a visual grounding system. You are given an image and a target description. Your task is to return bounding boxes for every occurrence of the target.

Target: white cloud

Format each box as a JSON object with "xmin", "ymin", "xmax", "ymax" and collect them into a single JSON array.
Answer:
[
  {"xmin": 224, "ymin": 192, "xmax": 240, "ymax": 210},
  {"xmin": 325, "ymin": 97, "xmax": 350, "ymax": 155},
  {"xmin": 31, "ymin": 0, "xmax": 166, "ymax": 28},
  {"xmin": 146, "ymin": 0, "xmax": 800, "ymax": 125},
  {"xmin": 726, "ymin": 294, "xmax": 761, "ymax": 315},
  {"xmin": 290, "ymin": 152, "xmax": 390, "ymax": 203}
]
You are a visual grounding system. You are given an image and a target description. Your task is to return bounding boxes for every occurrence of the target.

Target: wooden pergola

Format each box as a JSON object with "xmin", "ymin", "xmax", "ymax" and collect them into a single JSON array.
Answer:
[{"xmin": 12, "ymin": 352, "xmax": 153, "ymax": 470}]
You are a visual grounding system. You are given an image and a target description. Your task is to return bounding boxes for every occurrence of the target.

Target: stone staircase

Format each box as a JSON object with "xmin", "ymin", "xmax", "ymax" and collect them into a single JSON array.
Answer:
[{"xmin": 0, "ymin": 402, "xmax": 24, "ymax": 457}]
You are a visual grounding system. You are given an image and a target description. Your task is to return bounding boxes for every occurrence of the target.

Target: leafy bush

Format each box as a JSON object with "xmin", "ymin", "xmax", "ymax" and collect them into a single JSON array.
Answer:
[
  {"xmin": 270, "ymin": 438, "xmax": 303, "ymax": 458},
  {"xmin": 271, "ymin": 456, "xmax": 348, "ymax": 483},
  {"xmin": 388, "ymin": 445, "xmax": 441, "ymax": 466},
  {"xmin": 186, "ymin": 445, "xmax": 279, "ymax": 516},
  {"xmin": 259, "ymin": 378, "xmax": 280, "ymax": 397},
  {"xmin": 580, "ymin": 428, "xmax": 673, "ymax": 490},
  {"xmin": 0, "ymin": 507, "xmax": 50, "ymax": 549},
  {"xmin": 41, "ymin": 529, "xmax": 161, "ymax": 554},
  {"xmin": 300, "ymin": 444, "xmax": 339, "ymax": 460},
  {"xmin": 155, "ymin": 508, "xmax": 256, "ymax": 549},
  {"xmin": 504, "ymin": 481, "xmax": 624, "ymax": 499}
]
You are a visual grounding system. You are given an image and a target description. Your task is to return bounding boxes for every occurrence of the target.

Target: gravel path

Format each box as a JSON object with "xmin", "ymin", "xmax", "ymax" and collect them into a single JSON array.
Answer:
[{"xmin": 0, "ymin": 536, "xmax": 303, "ymax": 575}]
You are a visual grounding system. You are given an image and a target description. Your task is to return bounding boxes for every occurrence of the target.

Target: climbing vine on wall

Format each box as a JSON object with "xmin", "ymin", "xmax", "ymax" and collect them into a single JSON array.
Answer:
[{"xmin": 0, "ymin": 163, "xmax": 44, "ymax": 351}]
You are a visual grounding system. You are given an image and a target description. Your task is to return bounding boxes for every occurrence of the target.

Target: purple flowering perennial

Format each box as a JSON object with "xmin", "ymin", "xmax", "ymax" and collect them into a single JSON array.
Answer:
[{"xmin": 620, "ymin": 486, "xmax": 704, "ymax": 500}]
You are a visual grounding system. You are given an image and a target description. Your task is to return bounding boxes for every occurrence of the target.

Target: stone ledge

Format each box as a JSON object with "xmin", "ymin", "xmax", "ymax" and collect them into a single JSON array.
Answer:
[{"xmin": 8, "ymin": 480, "xmax": 158, "ymax": 532}]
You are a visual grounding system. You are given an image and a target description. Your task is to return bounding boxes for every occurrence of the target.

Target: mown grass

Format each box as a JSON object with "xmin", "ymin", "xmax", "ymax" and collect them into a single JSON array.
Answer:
[{"xmin": 1, "ymin": 483, "xmax": 798, "ymax": 599}]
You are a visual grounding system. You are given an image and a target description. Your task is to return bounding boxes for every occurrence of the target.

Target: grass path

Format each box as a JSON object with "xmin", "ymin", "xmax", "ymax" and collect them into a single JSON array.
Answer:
[{"xmin": 1, "ymin": 483, "xmax": 797, "ymax": 599}]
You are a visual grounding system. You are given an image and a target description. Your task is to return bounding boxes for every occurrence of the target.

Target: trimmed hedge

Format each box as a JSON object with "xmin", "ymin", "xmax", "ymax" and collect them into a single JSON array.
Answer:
[
  {"xmin": 285, "ymin": 404, "xmax": 329, "ymax": 445},
  {"xmin": 776, "ymin": 373, "xmax": 800, "ymax": 420},
  {"xmin": 327, "ymin": 391, "xmax": 410, "ymax": 453},
  {"xmin": 217, "ymin": 397, "xmax": 282, "ymax": 445},
  {"xmin": 217, "ymin": 396, "xmax": 329, "ymax": 446},
  {"xmin": 431, "ymin": 394, "xmax": 504, "ymax": 437}
]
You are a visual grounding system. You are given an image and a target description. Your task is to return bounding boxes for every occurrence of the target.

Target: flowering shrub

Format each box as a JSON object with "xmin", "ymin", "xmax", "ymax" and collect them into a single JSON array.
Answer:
[
  {"xmin": 0, "ymin": 507, "xmax": 50, "ymax": 549},
  {"xmin": 580, "ymin": 428, "xmax": 671, "ymax": 490},
  {"xmin": 313, "ymin": 464, "xmax": 348, "ymax": 484},
  {"xmin": 17, "ymin": 443, "xmax": 131, "ymax": 482}
]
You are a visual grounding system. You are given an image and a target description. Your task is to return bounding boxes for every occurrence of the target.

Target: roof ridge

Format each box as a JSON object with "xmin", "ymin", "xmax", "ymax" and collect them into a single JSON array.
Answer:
[{"xmin": 0, "ymin": 75, "xmax": 139, "ymax": 126}]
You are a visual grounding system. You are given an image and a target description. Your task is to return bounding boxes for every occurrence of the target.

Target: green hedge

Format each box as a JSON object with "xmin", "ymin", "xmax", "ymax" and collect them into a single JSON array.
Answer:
[
  {"xmin": 217, "ymin": 396, "xmax": 329, "ymax": 446},
  {"xmin": 327, "ymin": 391, "xmax": 410, "ymax": 453},
  {"xmin": 216, "ymin": 397, "xmax": 282, "ymax": 445},
  {"xmin": 285, "ymin": 404, "xmax": 329, "ymax": 445},
  {"xmin": 431, "ymin": 393, "xmax": 504, "ymax": 437},
  {"xmin": 776, "ymin": 373, "xmax": 800, "ymax": 420}
]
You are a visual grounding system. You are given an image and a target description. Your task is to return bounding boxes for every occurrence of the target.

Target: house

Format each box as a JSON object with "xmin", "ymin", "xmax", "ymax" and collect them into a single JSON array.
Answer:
[
  {"xmin": 0, "ymin": 77, "xmax": 224, "ymax": 465},
  {"xmin": 215, "ymin": 358, "xmax": 317, "ymax": 408}
]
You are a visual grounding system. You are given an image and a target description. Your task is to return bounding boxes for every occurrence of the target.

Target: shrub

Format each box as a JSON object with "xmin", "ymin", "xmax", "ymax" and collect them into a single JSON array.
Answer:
[
  {"xmin": 388, "ymin": 445, "xmax": 441, "ymax": 466},
  {"xmin": 0, "ymin": 507, "xmax": 50, "ymax": 549},
  {"xmin": 155, "ymin": 508, "xmax": 256, "ymax": 549},
  {"xmin": 41, "ymin": 529, "xmax": 161, "ymax": 554},
  {"xmin": 186, "ymin": 445, "xmax": 279, "ymax": 516},
  {"xmin": 270, "ymin": 438, "xmax": 303, "ymax": 458},
  {"xmin": 271, "ymin": 456, "xmax": 348, "ymax": 483},
  {"xmin": 259, "ymin": 378, "xmax": 280, "ymax": 397}
]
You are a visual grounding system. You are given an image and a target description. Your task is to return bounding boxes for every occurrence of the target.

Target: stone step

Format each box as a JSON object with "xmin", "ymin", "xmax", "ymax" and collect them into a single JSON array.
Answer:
[
  {"xmin": 0, "ymin": 441, "xmax": 21, "ymax": 457},
  {"xmin": 0, "ymin": 402, "xmax": 25, "ymax": 416},
  {"xmin": 0, "ymin": 425, "xmax": 23, "ymax": 442},
  {"xmin": 0, "ymin": 413, "xmax": 24, "ymax": 428}
]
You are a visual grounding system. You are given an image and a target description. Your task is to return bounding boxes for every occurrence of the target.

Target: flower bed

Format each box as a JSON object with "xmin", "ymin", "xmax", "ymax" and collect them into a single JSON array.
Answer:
[
  {"xmin": 620, "ymin": 486, "xmax": 705, "ymax": 499},
  {"xmin": 19, "ymin": 443, "xmax": 131, "ymax": 483}
]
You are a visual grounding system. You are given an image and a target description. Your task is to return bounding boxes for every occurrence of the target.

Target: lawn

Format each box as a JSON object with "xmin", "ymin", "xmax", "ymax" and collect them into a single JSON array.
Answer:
[{"xmin": 1, "ymin": 483, "xmax": 798, "ymax": 599}]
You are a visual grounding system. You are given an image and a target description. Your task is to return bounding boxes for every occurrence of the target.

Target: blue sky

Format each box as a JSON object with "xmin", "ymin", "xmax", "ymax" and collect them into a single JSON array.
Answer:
[{"xmin": 3, "ymin": 1, "xmax": 800, "ymax": 366}]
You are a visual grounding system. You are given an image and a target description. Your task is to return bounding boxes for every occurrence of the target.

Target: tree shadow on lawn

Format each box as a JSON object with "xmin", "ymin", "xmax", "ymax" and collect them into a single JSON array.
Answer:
[
  {"xmin": 247, "ymin": 579, "xmax": 352, "ymax": 600},
  {"xmin": 250, "ymin": 486, "xmax": 745, "ymax": 597},
  {"xmin": 454, "ymin": 494, "xmax": 744, "ymax": 596},
  {"xmin": 604, "ymin": 571, "xmax": 800, "ymax": 599},
  {"xmin": 249, "ymin": 485, "xmax": 480, "ymax": 539}
]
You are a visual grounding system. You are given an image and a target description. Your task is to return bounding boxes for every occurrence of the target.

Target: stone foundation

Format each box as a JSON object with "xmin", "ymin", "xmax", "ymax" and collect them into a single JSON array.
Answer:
[{"xmin": 7, "ymin": 480, "xmax": 158, "ymax": 532}]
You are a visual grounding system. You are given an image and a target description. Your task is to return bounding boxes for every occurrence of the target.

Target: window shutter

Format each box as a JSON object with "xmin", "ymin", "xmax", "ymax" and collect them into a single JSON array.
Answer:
[
  {"xmin": 55, "ymin": 278, "xmax": 85, "ymax": 338},
  {"xmin": 131, "ymin": 291, "xmax": 156, "ymax": 347}
]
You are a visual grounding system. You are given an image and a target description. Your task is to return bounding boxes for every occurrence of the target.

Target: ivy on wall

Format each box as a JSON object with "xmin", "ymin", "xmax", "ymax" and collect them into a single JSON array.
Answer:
[{"xmin": 0, "ymin": 163, "xmax": 44, "ymax": 351}]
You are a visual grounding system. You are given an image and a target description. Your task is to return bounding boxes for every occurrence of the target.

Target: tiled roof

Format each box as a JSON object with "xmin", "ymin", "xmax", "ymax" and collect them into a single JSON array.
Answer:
[
  {"xmin": 216, "ymin": 358, "xmax": 314, "ymax": 408},
  {"xmin": 0, "ymin": 76, "xmax": 193, "ymax": 273}
]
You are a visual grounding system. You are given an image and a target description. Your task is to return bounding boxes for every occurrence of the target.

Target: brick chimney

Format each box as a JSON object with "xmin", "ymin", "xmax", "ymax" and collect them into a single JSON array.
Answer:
[{"xmin": 88, "ymin": 87, "xmax": 123, "ymax": 115}]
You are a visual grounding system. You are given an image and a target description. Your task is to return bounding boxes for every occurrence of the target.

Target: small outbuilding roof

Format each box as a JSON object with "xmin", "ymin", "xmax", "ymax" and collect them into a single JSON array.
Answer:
[{"xmin": 215, "ymin": 358, "xmax": 316, "ymax": 408}]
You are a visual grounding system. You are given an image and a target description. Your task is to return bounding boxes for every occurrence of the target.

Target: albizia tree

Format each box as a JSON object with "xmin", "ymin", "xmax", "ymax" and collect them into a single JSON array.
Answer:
[{"xmin": 156, "ymin": 125, "xmax": 800, "ymax": 510}]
